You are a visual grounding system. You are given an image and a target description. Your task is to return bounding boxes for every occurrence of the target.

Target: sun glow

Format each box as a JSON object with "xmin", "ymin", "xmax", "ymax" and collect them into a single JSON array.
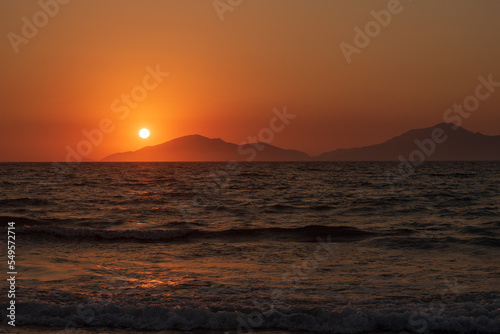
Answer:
[{"xmin": 139, "ymin": 128, "xmax": 150, "ymax": 139}]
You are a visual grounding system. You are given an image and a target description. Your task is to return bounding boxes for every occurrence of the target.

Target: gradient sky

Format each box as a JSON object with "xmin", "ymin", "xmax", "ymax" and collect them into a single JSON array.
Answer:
[{"xmin": 1, "ymin": 0, "xmax": 500, "ymax": 161}]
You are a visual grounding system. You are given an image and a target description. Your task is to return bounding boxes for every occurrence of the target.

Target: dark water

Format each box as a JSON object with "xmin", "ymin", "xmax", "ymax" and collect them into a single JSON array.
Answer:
[{"xmin": 0, "ymin": 162, "xmax": 499, "ymax": 333}]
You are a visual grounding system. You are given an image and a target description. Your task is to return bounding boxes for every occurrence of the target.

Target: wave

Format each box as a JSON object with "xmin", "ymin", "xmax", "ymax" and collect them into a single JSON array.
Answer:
[
  {"xmin": 369, "ymin": 235, "xmax": 500, "ymax": 249},
  {"xmin": 2, "ymin": 298, "xmax": 500, "ymax": 333},
  {"xmin": 459, "ymin": 225, "xmax": 499, "ymax": 236},
  {"xmin": 7, "ymin": 219, "xmax": 499, "ymax": 247},
  {"xmin": 0, "ymin": 198, "xmax": 51, "ymax": 207},
  {"xmin": 0, "ymin": 215, "xmax": 51, "ymax": 226},
  {"xmin": 0, "ymin": 216, "xmax": 126, "ymax": 228},
  {"xmin": 466, "ymin": 236, "xmax": 500, "ymax": 248},
  {"xmin": 12, "ymin": 225, "xmax": 375, "ymax": 243}
]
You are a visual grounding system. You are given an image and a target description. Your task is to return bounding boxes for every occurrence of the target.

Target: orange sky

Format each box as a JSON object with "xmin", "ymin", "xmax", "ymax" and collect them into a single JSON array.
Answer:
[{"xmin": 1, "ymin": 0, "xmax": 499, "ymax": 161}]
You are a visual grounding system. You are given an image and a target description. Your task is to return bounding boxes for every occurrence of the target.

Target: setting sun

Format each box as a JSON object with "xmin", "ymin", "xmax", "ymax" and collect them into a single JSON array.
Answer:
[{"xmin": 139, "ymin": 128, "xmax": 150, "ymax": 139}]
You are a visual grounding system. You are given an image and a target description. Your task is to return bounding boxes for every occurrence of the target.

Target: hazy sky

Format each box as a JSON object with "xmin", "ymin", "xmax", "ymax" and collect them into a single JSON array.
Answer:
[{"xmin": 1, "ymin": 0, "xmax": 500, "ymax": 161}]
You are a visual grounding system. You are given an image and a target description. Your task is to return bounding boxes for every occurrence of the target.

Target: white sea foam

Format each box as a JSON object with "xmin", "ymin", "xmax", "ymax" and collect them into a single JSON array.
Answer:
[{"xmin": 3, "ymin": 299, "xmax": 500, "ymax": 333}]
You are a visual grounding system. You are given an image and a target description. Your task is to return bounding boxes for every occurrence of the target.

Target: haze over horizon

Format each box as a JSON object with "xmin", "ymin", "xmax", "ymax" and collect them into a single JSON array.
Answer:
[{"xmin": 1, "ymin": 0, "xmax": 500, "ymax": 161}]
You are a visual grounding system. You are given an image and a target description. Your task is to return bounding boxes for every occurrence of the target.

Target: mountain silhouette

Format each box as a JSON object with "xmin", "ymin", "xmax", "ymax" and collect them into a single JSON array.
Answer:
[
  {"xmin": 317, "ymin": 123, "xmax": 500, "ymax": 161},
  {"xmin": 102, "ymin": 124, "xmax": 500, "ymax": 162},
  {"xmin": 102, "ymin": 134, "xmax": 310, "ymax": 161}
]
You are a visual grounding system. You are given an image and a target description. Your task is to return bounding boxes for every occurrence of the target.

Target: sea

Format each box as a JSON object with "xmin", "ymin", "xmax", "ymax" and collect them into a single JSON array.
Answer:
[{"xmin": 0, "ymin": 162, "xmax": 499, "ymax": 333}]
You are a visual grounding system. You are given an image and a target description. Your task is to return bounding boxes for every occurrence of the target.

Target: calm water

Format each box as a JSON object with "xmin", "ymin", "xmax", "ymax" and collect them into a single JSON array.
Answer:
[{"xmin": 1, "ymin": 162, "xmax": 499, "ymax": 333}]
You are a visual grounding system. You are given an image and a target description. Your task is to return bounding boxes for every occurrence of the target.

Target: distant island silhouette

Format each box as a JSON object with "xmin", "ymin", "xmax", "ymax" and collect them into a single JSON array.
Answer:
[{"xmin": 102, "ymin": 123, "xmax": 500, "ymax": 162}]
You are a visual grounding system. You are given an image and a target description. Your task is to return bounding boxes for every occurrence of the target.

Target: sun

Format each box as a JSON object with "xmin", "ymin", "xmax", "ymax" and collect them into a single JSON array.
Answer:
[{"xmin": 139, "ymin": 128, "xmax": 150, "ymax": 139}]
